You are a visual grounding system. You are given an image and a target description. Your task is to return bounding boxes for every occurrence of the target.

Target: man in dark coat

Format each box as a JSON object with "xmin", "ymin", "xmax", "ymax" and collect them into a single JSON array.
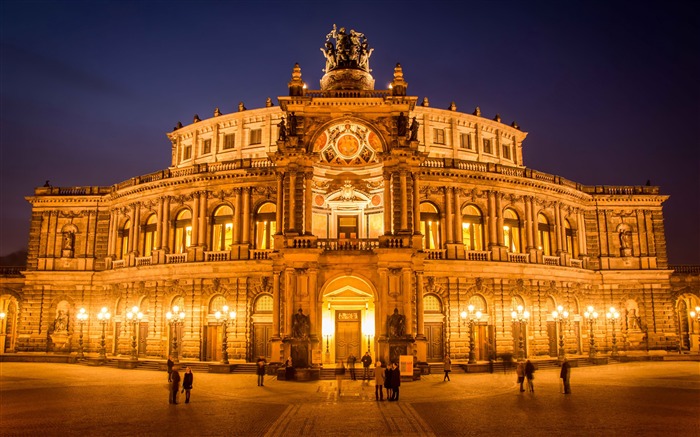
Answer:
[
  {"xmin": 384, "ymin": 363, "xmax": 394, "ymax": 400},
  {"xmin": 389, "ymin": 362, "xmax": 401, "ymax": 401},
  {"xmin": 170, "ymin": 366, "xmax": 181, "ymax": 404},
  {"xmin": 167, "ymin": 356, "xmax": 174, "ymax": 382},
  {"xmin": 560, "ymin": 358, "xmax": 571, "ymax": 394},
  {"xmin": 256, "ymin": 356, "xmax": 267, "ymax": 386},
  {"xmin": 347, "ymin": 353, "xmax": 357, "ymax": 380},
  {"xmin": 361, "ymin": 352, "xmax": 373, "ymax": 381}
]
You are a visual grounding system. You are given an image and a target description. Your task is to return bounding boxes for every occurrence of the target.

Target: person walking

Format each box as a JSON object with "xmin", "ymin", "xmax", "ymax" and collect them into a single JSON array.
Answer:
[
  {"xmin": 170, "ymin": 365, "xmax": 181, "ymax": 404},
  {"xmin": 524, "ymin": 360, "xmax": 536, "ymax": 393},
  {"xmin": 166, "ymin": 356, "xmax": 174, "ymax": 382},
  {"xmin": 348, "ymin": 353, "xmax": 357, "ymax": 380},
  {"xmin": 516, "ymin": 360, "xmax": 525, "ymax": 392},
  {"xmin": 256, "ymin": 356, "xmax": 267, "ymax": 386},
  {"xmin": 443, "ymin": 356, "xmax": 452, "ymax": 381},
  {"xmin": 335, "ymin": 360, "xmax": 346, "ymax": 395},
  {"xmin": 182, "ymin": 367, "xmax": 193, "ymax": 403},
  {"xmin": 389, "ymin": 362, "xmax": 401, "ymax": 401},
  {"xmin": 361, "ymin": 351, "xmax": 373, "ymax": 381},
  {"xmin": 560, "ymin": 358, "xmax": 571, "ymax": 394},
  {"xmin": 374, "ymin": 361, "xmax": 385, "ymax": 401}
]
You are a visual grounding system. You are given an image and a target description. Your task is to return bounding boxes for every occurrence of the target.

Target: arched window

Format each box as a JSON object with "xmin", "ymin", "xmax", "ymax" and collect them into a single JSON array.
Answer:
[
  {"xmin": 118, "ymin": 219, "xmax": 130, "ymax": 259},
  {"xmin": 174, "ymin": 210, "xmax": 192, "ymax": 254},
  {"xmin": 211, "ymin": 205, "xmax": 234, "ymax": 251},
  {"xmin": 143, "ymin": 214, "xmax": 157, "ymax": 257},
  {"xmin": 537, "ymin": 213, "xmax": 552, "ymax": 256},
  {"xmin": 255, "ymin": 294, "xmax": 273, "ymax": 312},
  {"xmin": 209, "ymin": 295, "xmax": 228, "ymax": 314},
  {"xmin": 424, "ymin": 295, "xmax": 442, "ymax": 313},
  {"xmin": 462, "ymin": 205, "xmax": 484, "ymax": 251},
  {"xmin": 503, "ymin": 209, "xmax": 521, "ymax": 253},
  {"xmin": 564, "ymin": 219, "xmax": 575, "ymax": 255},
  {"xmin": 469, "ymin": 294, "xmax": 487, "ymax": 312},
  {"xmin": 420, "ymin": 202, "xmax": 441, "ymax": 250},
  {"xmin": 255, "ymin": 203, "xmax": 276, "ymax": 250}
]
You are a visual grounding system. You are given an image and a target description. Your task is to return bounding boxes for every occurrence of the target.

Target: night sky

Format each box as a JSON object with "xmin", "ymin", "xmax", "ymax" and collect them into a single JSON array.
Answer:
[{"xmin": 1, "ymin": 1, "xmax": 698, "ymax": 264}]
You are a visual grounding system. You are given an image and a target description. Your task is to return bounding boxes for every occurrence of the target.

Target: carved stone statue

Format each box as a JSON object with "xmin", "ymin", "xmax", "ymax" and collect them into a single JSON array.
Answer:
[
  {"xmin": 408, "ymin": 117, "xmax": 419, "ymax": 141},
  {"xmin": 397, "ymin": 112, "xmax": 407, "ymax": 137},
  {"xmin": 288, "ymin": 112, "xmax": 298, "ymax": 137},
  {"xmin": 619, "ymin": 229, "xmax": 631, "ymax": 249},
  {"xmin": 321, "ymin": 24, "xmax": 374, "ymax": 73},
  {"xmin": 292, "ymin": 308, "xmax": 310, "ymax": 339},
  {"xmin": 277, "ymin": 117, "xmax": 286, "ymax": 141},
  {"xmin": 62, "ymin": 232, "xmax": 74, "ymax": 251},
  {"xmin": 53, "ymin": 310, "xmax": 69, "ymax": 332},
  {"xmin": 387, "ymin": 308, "xmax": 406, "ymax": 338}
]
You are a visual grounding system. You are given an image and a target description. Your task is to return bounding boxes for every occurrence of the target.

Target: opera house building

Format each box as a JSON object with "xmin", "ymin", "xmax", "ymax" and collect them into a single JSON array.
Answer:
[{"xmin": 1, "ymin": 28, "xmax": 698, "ymax": 370}]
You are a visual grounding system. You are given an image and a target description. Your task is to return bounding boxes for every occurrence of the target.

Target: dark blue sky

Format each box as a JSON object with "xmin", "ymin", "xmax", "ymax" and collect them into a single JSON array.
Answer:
[{"xmin": 1, "ymin": 1, "xmax": 698, "ymax": 264}]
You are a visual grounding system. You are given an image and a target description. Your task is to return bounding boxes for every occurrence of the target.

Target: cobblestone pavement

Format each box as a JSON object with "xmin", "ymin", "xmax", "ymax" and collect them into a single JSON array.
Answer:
[{"xmin": 1, "ymin": 361, "xmax": 698, "ymax": 436}]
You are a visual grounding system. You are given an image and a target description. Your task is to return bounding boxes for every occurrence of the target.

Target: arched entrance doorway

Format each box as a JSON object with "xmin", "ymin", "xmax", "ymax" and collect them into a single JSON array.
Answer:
[{"xmin": 321, "ymin": 275, "xmax": 376, "ymax": 365}]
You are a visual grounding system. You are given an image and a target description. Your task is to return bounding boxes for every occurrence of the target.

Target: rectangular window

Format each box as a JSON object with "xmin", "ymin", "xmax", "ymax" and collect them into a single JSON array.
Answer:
[
  {"xmin": 502, "ymin": 143, "xmax": 511, "ymax": 160},
  {"xmin": 223, "ymin": 133, "xmax": 235, "ymax": 150},
  {"xmin": 250, "ymin": 129, "xmax": 262, "ymax": 145},
  {"xmin": 183, "ymin": 145, "xmax": 192, "ymax": 160},
  {"xmin": 460, "ymin": 133, "xmax": 472, "ymax": 150},
  {"xmin": 433, "ymin": 128, "xmax": 445, "ymax": 145},
  {"xmin": 483, "ymin": 138, "xmax": 492, "ymax": 154},
  {"xmin": 202, "ymin": 139, "xmax": 211, "ymax": 155}
]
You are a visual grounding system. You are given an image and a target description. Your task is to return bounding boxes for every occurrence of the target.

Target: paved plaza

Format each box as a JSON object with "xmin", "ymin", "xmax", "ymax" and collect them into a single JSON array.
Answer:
[{"xmin": 1, "ymin": 361, "xmax": 698, "ymax": 436}]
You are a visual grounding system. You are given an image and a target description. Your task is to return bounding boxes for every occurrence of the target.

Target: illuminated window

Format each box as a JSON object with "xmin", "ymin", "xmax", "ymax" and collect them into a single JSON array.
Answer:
[
  {"xmin": 202, "ymin": 139, "xmax": 212, "ymax": 155},
  {"xmin": 420, "ymin": 202, "xmax": 441, "ymax": 250},
  {"xmin": 183, "ymin": 144, "xmax": 192, "ymax": 160},
  {"xmin": 250, "ymin": 129, "xmax": 262, "ymax": 145},
  {"xmin": 483, "ymin": 138, "xmax": 493, "ymax": 154},
  {"xmin": 564, "ymin": 219, "xmax": 575, "ymax": 255},
  {"xmin": 433, "ymin": 128, "xmax": 445, "ymax": 145},
  {"xmin": 212, "ymin": 205, "xmax": 234, "ymax": 251},
  {"xmin": 537, "ymin": 213, "xmax": 552, "ymax": 256},
  {"xmin": 255, "ymin": 202, "xmax": 276, "ymax": 250},
  {"xmin": 174, "ymin": 210, "xmax": 192, "ymax": 254},
  {"xmin": 503, "ymin": 208, "xmax": 521, "ymax": 253},
  {"xmin": 424, "ymin": 295, "xmax": 442, "ymax": 312},
  {"xmin": 462, "ymin": 205, "xmax": 484, "ymax": 251},
  {"xmin": 223, "ymin": 133, "xmax": 235, "ymax": 150},
  {"xmin": 143, "ymin": 214, "xmax": 157, "ymax": 257},
  {"xmin": 118, "ymin": 219, "xmax": 130, "ymax": 259},
  {"xmin": 502, "ymin": 143, "xmax": 511, "ymax": 160},
  {"xmin": 460, "ymin": 133, "xmax": 472, "ymax": 150},
  {"xmin": 255, "ymin": 294, "xmax": 273, "ymax": 312}
]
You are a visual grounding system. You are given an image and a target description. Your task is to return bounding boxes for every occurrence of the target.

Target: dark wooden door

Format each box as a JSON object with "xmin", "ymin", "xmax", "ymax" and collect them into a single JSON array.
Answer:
[
  {"xmin": 425, "ymin": 323, "xmax": 444, "ymax": 362},
  {"xmin": 547, "ymin": 321, "xmax": 558, "ymax": 357},
  {"xmin": 205, "ymin": 325, "xmax": 221, "ymax": 362},
  {"xmin": 138, "ymin": 322, "xmax": 148, "ymax": 355},
  {"xmin": 254, "ymin": 323, "xmax": 272, "ymax": 361},
  {"xmin": 335, "ymin": 311, "xmax": 360, "ymax": 361}
]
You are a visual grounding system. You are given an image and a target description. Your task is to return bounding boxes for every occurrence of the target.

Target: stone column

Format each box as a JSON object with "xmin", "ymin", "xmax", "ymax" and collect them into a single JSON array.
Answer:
[
  {"xmin": 454, "ymin": 188, "xmax": 462, "ymax": 244},
  {"xmin": 233, "ymin": 188, "xmax": 241, "ymax": 244},
  {"xmin": 242, "ymin": 188, "xmax": 251, "ymax": 244},
  {"xmin": 383, "ymin": 172, "xmax": 392, "ymax": 235},
  {"xmin": 445, "ymin": 187, "xmax": 454, "ymax": 243},
  {"xmin": 487, "ymin": 191, "xmax": 497, "ymax": 247},
  {"xmin": 416, "ymin": 271, "xmax": 425, "ymax": 337},
  {"xmin": 191, "ymin": 192, "xmax": 200, "ymax": 246},
  {"xmin": 400, "ymin": 171, "xmax": 408, "ymax": 231},
  {"xmin": 413, "ymin": 173, "xmax": 420, "ymax": 234},
  {"xmin": 305, "ymin": 172, "xmax": 313, "ymax": 235},
  {"xmin": 379, "ymin": 268, "xmax": 388, "ymax": 336},
  {"xmin": 107, "ymin": 210, "xmax": 116, "ymax": 256},
  {"xmin": 288, "ymin": 172, "xmax": 296, "ymax": 232},
  {"xmin": 495, "ymin": 194, "xmax": 504, "ymax": 246},
  {"xmin": 577, "ymin": 211, "xmax": 587, "ymax": 256},
  {"xmin": 402, "ymin": 269, "xmax": 413, "ymax": 335},
  {"xmin": 309, "ymin": 269, "xmax": 318, "ymax": 338},
  {"xmin": 156, "ymin": 198, "xmax": 164, "ymax": 249},
  {"xmin": 127, "ymin": 205, "xmax": 136, "ymax": 253},
  {"xmin": 525, "ymin": 196, "xmax": 534, "ymax": 251},
  {"xmin": 276, "ymin": 173, "xmax": 284, "ymax": 234},
  {"xmin": 198, "ymin": 192, "xmax": 207, "ymax": 247},
  {"xmin": 636, "ymin": 210, "xmax": 648, "ymax": 256},
  {"xmin": 273, "ymin": 272, "xmax": 281, "ymax": 337},
  {"xmin": 163, "ymin": 196, "xmax": 171, "ymax": 252},
  {"xmin": 284, "ymin": 268, "xmax": 295, "ymax": 336}
]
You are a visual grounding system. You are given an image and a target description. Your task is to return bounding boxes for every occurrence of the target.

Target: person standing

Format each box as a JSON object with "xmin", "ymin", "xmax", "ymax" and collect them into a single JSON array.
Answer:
[
  {"xmin": 384, "ymin": 362, "xmax": 394, "ymax": 400},
  {"xmin": 182, "ymin": 367, "xmax": 193, "ymax": 403},
  {"xmin": 335, "ymin": 360, "xmax": 346, "ymax": 395},
  {"xmin": 443, "ymin": 356, "xmax": 452, "ymax": 382},
  {"xmin": 374, "ymin": 361, "xmax": 385, "ymax": 401},
  {"xmin": 516, "ymin": 360, "xmax": 525, "ymax": 392},
  {"xmin": 170, "ymin": 365, "xmax": 181, "ymax": 404},
  {"xmin": 560, "ymin": 358, "xmax": 571, "ymax": 394},
  {"xmin": 256, "ymin": 356, "xmax": 267, "ymax": 387},
  {"xmin": 389, "ymin": 362, "xmax": 401, "ymax": 401},
  {"xmin": 361, "ymin": 351, "xmax": 373, "ymax": 381},
  {"xmin": 347, "ymin": 353, "xmax": 357, "ymax": 380},
  {"xmin": 167, "ymin": 356, "xmax": 174, "ymax": 382},
  {"xmin": 524, "ymin": 360, "xmax": 536, "ymax": 393}
]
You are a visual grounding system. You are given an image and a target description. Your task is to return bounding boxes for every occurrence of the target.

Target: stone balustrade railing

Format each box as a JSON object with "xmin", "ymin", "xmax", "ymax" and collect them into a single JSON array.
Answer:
[
  {"xmin": 205, "ymin": 251, "xmax": 230, "ymax": 262},
  {"xmin": 135, "ymin": 256, "xmax": 152, "ymax": 267},
  {"xmin": 543, "ymin": 255, "xmax": 561, "ymax": 266},
  {"xmin": 165, "ymin": 253, "xmax": 187, "ymax": 264}
]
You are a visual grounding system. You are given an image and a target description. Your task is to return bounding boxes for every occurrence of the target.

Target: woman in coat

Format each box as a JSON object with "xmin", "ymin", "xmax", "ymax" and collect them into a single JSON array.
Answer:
[
  {"xmin": 182, "ymin": 367, "xmax": 193, "ymax": 403},
  {"xmin": 374, "ymin": 361, "xmax": 385, "ymax": 401},
  {"xmin": 524, "ymin": 360, "xmax": 536, "ymax": 393},
  {"xmin": 389, "ymin": 362, "xmax": 401, "ymax": 401}
]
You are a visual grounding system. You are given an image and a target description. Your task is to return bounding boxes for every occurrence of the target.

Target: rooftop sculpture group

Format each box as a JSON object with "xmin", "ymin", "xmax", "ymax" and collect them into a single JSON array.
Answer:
[{"xmin": 321, "ymin": 24, "xmax": 374, "ymax": 73}]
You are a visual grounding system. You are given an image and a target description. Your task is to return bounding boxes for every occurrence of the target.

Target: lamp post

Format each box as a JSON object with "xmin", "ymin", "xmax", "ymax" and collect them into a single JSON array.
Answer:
[
  {"xmin": 551, "ymin": 305, "xmax": 569, "ymax": 360},
  {"xmin": 606, "ymin": 306, "xmax": 620, "ymax": 359},
  {"xmin": 76, "ymin": 307, "xmax": 88, "ymax": 360},
  {"xmin": 97, "ymin": 307, "xmax": 111, "ymax": 360},
  {"xmin": 511, "ymin": 305, "xmax": 530, "ymax": 360},
  {"xmin": 125, "ymin": 306, "xmax": 143, "ymax": 361},
  {"xmin": 689, "ymin": 306, "xmax": 700, "ymax": 352},
  {"xmin": 461, "ymin": 305, "xmax": 483, "ymax": 364},
  {"xmin": 584, "ymin": 306, "xmax": 599, "ymax": 358},
  {"xmin": 214, "ymin": 305, "xmax": 236, "ymax": 364},
  {"xmin": 0, "ymin": 311, "xmax": 6, "ymax": 354},
  {"xmin": 166, "ymin": 305, "xmax": 186, "ymax": 363}
]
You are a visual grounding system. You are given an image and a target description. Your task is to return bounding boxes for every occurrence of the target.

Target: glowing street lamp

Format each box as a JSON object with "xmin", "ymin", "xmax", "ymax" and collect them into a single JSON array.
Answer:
[
  {"xmin": 214, "ymin": 305, "xmax": 236, "ymax": 364},
  {"xmin": 584, "ymin": 306, "xmax": 599, "ymax": 358},
  {"xmin": 551, "ymin": 306, "xmax": 569, "ymax": 360},
  {"xmin": 76, "ymin": 307, "xmax": 88, "ymax": 360},
  {"xmin": 166, "ymin": 305, "xmax": 186, "ymax": 363},
  {"xmin": 606, "ymin": 306, "xmax": 620, "ymax": 359},
  {"xmin": 97, "ymin": 307, "xmax": 111, "ymax": 360},
  {"xmin": 125, "ymin": 306, "xmax": 143, "ymax": 361},
  {"xmin": 461, "ymin": 305, "xmax": 483, "ymax": 364},
  {"xmin": 511, "ymin": 305, "xmax": 530, "ymax": 360}
]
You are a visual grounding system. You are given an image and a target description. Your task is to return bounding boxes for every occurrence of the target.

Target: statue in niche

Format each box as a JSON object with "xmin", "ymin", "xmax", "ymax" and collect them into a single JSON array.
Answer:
[
  {"xmin": 62, "ymin": 231, "xmax": 74, "ymax": 251},
  {"xmin": 408, "ymin": 117, "xmax": 419, "ymax": 141},
  {"xmin": 288, "ymin": 112, "xmax": 298, "ymax": 137},
  {"xmin": 292, "ymin": 308, "xmax": 310, "ymax": 339},
  {"xmin": 387, "ymin": 308, "xmax": 406, "ymax": 338},
  {"xmin": 397, "ymin": 112, "xmax": 408, "ymax": 137},
  {"xmin": 619, "ymin": 229, "xmax": 632, "ymax": 249},
  {"xmin": 53, "ymin": 310, "xmax": 69, "ymax": 333},
  {"xmin": 277, "ymin": 117, "xmax": 286, "ymax": 141}
]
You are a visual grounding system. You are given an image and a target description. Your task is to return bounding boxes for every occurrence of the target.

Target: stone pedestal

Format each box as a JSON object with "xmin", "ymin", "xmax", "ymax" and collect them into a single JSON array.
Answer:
[
  {"xmin": 50, "ymin": 332, "xmax": 71, "ymax": 353},
  {"xmin": 118, "ymin": 359, "xmax": 139, "ymax": 369},
  {"xmin": 209, "ymin": 363, "xmax": 234, "ymax": 373}
]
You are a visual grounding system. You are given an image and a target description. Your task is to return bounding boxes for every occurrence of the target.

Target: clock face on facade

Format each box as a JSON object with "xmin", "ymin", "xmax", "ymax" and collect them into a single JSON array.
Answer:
[{"xmin": 314, "ymin": 120, "xmax": 383, "ymax": 165}]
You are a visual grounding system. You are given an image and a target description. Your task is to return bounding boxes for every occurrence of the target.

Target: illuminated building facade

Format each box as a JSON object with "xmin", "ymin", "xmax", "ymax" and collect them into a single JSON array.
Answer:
[{"xmin": 1, "ymin": 28, "xmax": 699, "ymax": 365}]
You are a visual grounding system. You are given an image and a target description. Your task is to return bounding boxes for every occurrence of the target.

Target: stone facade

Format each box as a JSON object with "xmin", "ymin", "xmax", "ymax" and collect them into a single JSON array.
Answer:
[{"xmin": 1, "ymin": 30, "xmax": 699, "ymax": 364}]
